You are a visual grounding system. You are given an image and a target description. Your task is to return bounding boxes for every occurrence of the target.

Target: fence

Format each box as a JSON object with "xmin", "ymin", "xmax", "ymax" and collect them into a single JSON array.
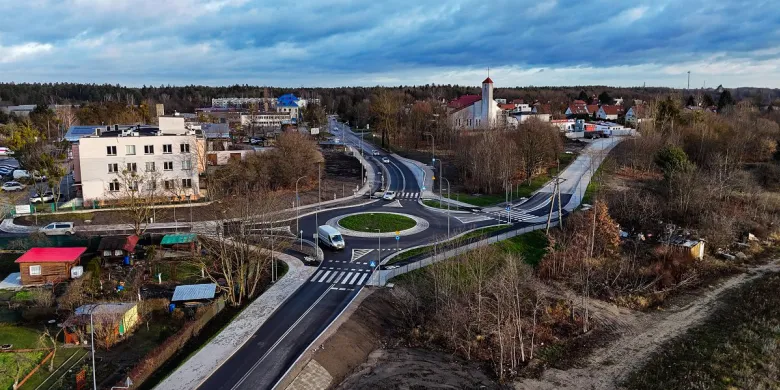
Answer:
[
  {"xmin": 372, "ymin": 221, "xmax": 558, "ymax": 286},
  {"xmin": 120, "ymin": 297, "xmax": 226, "ymax": 388}
]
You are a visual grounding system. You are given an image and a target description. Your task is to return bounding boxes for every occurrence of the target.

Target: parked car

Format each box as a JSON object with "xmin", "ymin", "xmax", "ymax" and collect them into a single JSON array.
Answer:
[
  {"xmin": 1, "ymin": 181, "xmax": 25, "ymax": 191},
  {"xmin": 383, "ymin": 191, "xmax": 396, "ymax": 200},
  {"xmin": 39, "ymin": 222, "xmax": 75, "ymax": 236},
  {"xmin": 12, "ymin": 170, "xmax": 46, "ymax": 182},
  {"xmin": 381, "ymin": 157, "xmax": 390, "ymax": 163},
  {"xmin": 30, "ymin": 190, "xmax": 58, "ymax": 203}
]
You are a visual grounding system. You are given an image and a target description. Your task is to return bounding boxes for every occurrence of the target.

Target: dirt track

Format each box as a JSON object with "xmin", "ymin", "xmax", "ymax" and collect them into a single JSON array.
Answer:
[{"xmin": 514, "ymin": 259, "xmax": 780, "ymax": 390}]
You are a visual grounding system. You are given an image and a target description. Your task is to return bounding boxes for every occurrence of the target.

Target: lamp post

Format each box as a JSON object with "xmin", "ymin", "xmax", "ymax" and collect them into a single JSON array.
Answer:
[
  {"xmin": 295, "ymin": 176, "xmax": 306, "ymax": 237},
  {"xmin": 315, "ymin": 163, "xmax": 321, "ymax": 259},
  {"xmin": 442, "ymin": 177, "xmax": 451, "ymax": 238},
  {"xmin": 438, "ymin": 159, "xmax": 444, "ymax": 208},
  {"xmin": 89, "ymin": 308, "xmax": 97, "ymax": 390},
  {"xmin": 375, "ymin": 229, "xmax": 381, "ymax": 285},
  {"xmin": 424, "ymin": 132, "xmax": 435, "ymax": 165}
]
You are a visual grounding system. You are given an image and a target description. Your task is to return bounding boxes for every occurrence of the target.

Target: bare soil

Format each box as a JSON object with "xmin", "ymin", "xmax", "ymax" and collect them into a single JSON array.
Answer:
[{"xmin": 514, "ymin": 259, "xmax": 780, "ymax": 390}]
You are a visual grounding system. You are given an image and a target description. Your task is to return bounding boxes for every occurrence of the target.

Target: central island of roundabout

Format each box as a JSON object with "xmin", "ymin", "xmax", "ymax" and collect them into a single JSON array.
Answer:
[{"xmin": 326, "ymin": 211, "xmax": 430, "ymax": 237}]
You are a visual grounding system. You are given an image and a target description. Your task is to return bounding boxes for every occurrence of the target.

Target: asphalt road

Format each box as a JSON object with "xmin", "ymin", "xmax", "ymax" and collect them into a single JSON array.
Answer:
[{"xmin": 198, "ymin": 120, "xmax": 608, "ymax": 390}]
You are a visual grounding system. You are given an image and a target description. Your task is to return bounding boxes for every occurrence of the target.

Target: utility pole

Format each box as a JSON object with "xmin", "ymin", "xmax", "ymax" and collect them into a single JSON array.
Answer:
[
  {"xmin": 687, "ymin": 71, "xmax": 691, "ymax": 90},
  {"xmin": 545, "ymin": 177, "xmax": 559, "ymax": 234},
  {"xmin": 315, "ymin": 163, "xmax": 321, "ymax": 260},
  {"xmin": 557, "ymin": 178, "xmax": 564, "ymax": 230}
]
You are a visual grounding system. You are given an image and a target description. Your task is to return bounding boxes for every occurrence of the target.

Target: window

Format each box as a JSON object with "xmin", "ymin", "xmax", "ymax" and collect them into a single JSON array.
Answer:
[
  {"xmin": 144, "ymin": 145, "xmax": 154, "ymax": 155},
  {"xmin": 126, "ymin": 145, "xmax": 136, "ymax": 155},
  {"xmin": 164, "ymin": 180, "xmax": 175, "ymax": 190},
  {"xmin": 145, "ymin": 162, "xmax": 156, "ymax": 172},
  {"xmin": 126, "ymin": 163, "xmax": 137, "ymax": 172},
  {"xmin": 109, "ymin": 181, "xmax": 120, "ymax": 192},
  {"xmin": 180, "ymin": 143, "xmax": 190, "ymax": 153},
  {"xmin": 114, "ymin": 250, "xmax": 123, "ymax": 257},
  {"xmin": 163, "ymin": 144, "xmax": 173, "ymax": 154},
  {"xmin": 182, "ymin": 160, "xmax": 192, "ymax": 170},
  {"xmin": 106, "ymin": 146, "xmax": 117, "ymax": 156},
  {"xmin": 182, "ymin": 178, "xmax": 192, "ymax": 188},
  {"xmin": 29, "ymin": 265, "xmax": 41, "ymax": 276},
  {"xmin": 103, "ymin": 250, "xmax": 112, "ymax": 257},
  {"xmin": 163, "ymin": 161, "xmax": 173, "ymax": 171},
  {"xmin": 108, "ymin": 163, "xmax": 118, "ymax": 173}
]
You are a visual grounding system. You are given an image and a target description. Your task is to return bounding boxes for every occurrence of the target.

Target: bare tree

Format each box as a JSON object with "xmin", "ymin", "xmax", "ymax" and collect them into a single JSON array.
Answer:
[{"xmin": 110, "ymin": 168, "xmax": 163, "ymax": 235}]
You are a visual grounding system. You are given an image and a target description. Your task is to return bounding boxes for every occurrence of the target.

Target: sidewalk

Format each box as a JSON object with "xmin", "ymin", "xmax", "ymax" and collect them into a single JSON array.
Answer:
[
  {"xmin": 392, "ymin": 154, "xmax": 434, "ymax": 197},
  {"xmin": 154, "ymin": 251, "xmax": 317, "ymax": 390}
]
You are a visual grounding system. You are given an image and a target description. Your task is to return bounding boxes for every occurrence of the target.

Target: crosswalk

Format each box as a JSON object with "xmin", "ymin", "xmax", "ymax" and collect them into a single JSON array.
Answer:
[
  {"xmin": 485, "ymin": 209, "xmax": 541, "ymax": 222},
  {"xmin": 309, "ymin": 269, "xmax": 371, "ymax": 289},
  {"xmin": 396, "ymin": 192, "xmax": 420, "ymax": 200}
]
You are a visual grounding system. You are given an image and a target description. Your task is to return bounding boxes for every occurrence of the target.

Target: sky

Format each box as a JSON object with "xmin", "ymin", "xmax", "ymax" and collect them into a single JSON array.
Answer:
[{"xmin": 0, "ymin": 0, "xmax": 779, "ymax": 88}]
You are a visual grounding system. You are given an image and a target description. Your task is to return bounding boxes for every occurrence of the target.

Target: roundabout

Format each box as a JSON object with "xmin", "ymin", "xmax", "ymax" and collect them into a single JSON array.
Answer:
[{"xmin": 328, "ymin": 211, "xmax": 430, "ymax": 237}]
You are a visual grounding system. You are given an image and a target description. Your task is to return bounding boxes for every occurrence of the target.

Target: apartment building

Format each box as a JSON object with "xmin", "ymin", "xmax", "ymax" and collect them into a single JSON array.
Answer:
[{"xmin": 74, "ymin": 126, "xmax": 201, "ymax": 202}]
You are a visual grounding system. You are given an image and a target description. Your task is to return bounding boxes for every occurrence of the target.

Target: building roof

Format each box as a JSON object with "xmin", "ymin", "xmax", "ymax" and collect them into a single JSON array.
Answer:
[
  {"xmin": 98, "ymin": 235, "xmax": 139, "ymax": 253},
  {"xmin": 15, "ymin": 247, "xmax": 87, "ymax": 263},
  {"xmin": 160, "ymin": 233, "xmax": 197, "ymax": 245},
  {"xmin": 65, "ymin": 302, "xmax": 137, "ymax": 326},
  {"xmin": 172, "ymin": 283, "xmax": 217, "ymax": 302},
  {"xmin": 448, "ymin": 95, "xmax": 482, "ymax": 110},
  {"xmin": 482, "ymin": 77, "xmax": 493, "ymax": 84},
  {"xmin": 499, "ymin": 103, "xmax": 515, "ymax": 111},
  {"xmin": 629, "ymin": 105, "xmax": 649, "ymax": 118},
  {"xmin": 567, "ymin": 103, "xmax": 589, "ymax": 115},
  {"xmin": 201, "ymin": 123, "xmax": 231, "ymax": 139},
  {"xmin": 600, "ymin": 105, "xmax": 625, "ymax": 116},
  {"xmin": 533, "ymin": 104, "xmax": 552, "ymax": 114},
  {"xmin": 64, "ymin": 126, "xmax": 101, "ymax": 142},
  {"xmin": 586, "ymin": 105, "xmax": 599, "ymax": 114}
]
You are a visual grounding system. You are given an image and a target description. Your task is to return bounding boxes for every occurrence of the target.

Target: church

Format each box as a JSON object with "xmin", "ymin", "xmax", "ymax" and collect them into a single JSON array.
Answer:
[{"xmin": 447, "ymin": 77, "xmax": 500, "ymax": 129}]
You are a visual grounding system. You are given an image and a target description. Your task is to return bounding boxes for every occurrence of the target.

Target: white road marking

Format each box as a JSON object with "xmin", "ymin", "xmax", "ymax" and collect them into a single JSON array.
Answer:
[
  {"xmin": 351, "ymin": 249, "xmax": 374, "ymax": 262},
  {"xmin": 348, "ymin": 273, "xmax": 360, "ymax": 284},
  {"xmin": 317, "ymin": 271, "xmax": 332, "ymax": 283},
  {"xmin": 326, "ymin": 271, "xmax": 341, "ymax": 283},
  {"xmin": 357, "ymin": 273, "xmax": 369, "ymax": 285},
  {"xmin": 338, "ymin": 272, "xmax": 353, "ymax": 284}
]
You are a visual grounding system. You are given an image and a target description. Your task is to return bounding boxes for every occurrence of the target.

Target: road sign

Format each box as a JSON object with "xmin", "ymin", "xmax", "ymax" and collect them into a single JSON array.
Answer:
[
  {"xmin": 395, "ymin": 230, "xmax": 400, "ymax": 235},
  {"xmin": 370, "ymin": 260, "xmax": 376, "ymax": 268},
  {"xmin": 506, "ymin": 206, "xmax": 511, "ymax": 212},
  {"xmin": 422, "ymin": 186, "xmax": 426, "ymax": 190},
  {"xmin": 395, "ymin": 235, "xmax": 400, "ymax": 241}
]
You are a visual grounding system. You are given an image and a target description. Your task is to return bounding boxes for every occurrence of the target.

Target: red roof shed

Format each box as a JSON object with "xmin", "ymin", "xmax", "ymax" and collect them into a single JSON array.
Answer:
[{"xmin": 15, "ymin": 247, "xmax": 87, "ymax": 286}]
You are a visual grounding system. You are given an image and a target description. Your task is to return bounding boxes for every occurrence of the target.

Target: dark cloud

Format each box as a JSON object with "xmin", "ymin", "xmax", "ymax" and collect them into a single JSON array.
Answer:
[{"xmin": 0, "ymin": 0, "xmax": 777, "ymax": 86}]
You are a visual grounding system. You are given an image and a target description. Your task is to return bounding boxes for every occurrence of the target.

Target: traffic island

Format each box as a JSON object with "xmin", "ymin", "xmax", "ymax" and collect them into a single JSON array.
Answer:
[{"xmin": 328, "ymin": 212, "xmax": 429, "ymax": 237}]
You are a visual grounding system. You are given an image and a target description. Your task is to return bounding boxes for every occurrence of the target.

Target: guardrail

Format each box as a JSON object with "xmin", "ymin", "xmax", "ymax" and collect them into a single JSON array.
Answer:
[{"xmin": 371, "ymin": 221, "xmax": 558, "ymax": 286}]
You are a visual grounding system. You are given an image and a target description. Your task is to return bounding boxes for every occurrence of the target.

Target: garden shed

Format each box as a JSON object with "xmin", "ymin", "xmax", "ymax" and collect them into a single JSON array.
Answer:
[{"xmin": 14, "ymin": 247, "xmax": 87, "ymax": 286}]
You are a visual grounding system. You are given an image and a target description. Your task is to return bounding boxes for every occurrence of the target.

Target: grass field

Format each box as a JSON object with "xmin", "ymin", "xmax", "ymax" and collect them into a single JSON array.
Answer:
[
  {"xmin": 493, "ymin": 229, "xmax": 549, "ymax": 266},
  {"xmin": 386, "ymin": 225, "xmax": 508, "ymax": 266},
  {"xmin": 421, "ymin": 199, "xmax": 467, "ymax": 211},
  {"xmin": 20, "ymin": 348, "xmax": 85, "ymax": 390},
  {"xmin": 0, "ymin": 324, "xmax": 46, "ymax": 390},
  {"xmin": 624, "ymin": 273, "xmax": 780, "ymax": 390},
  {"xmin": 339, "ymin": 213, "xmax": 416, "ymax": 232}
]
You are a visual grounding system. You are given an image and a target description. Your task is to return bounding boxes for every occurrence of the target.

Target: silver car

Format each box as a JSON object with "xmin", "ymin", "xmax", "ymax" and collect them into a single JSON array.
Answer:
[
  {"xmin": 383, "ymin": 191, "xmax": 396, "ymax": 200},
  {"xmin": 39, "ymin": 222, "xmax": 75, "ymax": 236},
  {"xmin": 1, "ymin": 181, "xmax": 25, "ymax": 191}
]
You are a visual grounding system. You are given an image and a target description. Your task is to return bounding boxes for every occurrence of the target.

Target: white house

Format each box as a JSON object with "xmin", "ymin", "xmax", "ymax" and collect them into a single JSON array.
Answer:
[
  {"xmin": 625, "ymin": 105, "xmax": 650, "ymax": 124},
  {"xmin": 74, "ymin": 127, "xmax": 201, "ymax": 203},
  {"xmin": 448, "ymin": 77, "xmax": 499, "ymax": 129},
  {"xmin": 596, "ymin": 105, "xmax": 625, "ymax": 120}
]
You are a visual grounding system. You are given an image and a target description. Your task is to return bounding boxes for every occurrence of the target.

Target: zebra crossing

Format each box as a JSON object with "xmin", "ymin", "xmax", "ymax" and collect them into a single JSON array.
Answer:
[
  {"xmin": 395, "ymin": 191, "xmax": 420, "ymax": 200},
  {"xmin": 309, "ymin": 268, "xmax": 371, "ymax": 289}
]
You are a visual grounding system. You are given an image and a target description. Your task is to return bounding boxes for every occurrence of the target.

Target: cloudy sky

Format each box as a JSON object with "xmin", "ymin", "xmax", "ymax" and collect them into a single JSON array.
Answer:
[{"xmin": 1, "ymin": 0, "xmax": 778, "ymax": 88}]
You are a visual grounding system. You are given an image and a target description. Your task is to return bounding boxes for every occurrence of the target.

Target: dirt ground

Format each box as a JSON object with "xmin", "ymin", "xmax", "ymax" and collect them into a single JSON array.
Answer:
[{"xmin": 513, "ymin": 259, "xmax": 780, "ymax": 390}]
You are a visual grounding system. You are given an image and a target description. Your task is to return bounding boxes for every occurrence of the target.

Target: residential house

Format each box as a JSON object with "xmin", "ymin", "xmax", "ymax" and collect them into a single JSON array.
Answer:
[
  {"xmin": 98, "ymin": 235, "xmax": 140, "ymax": 264},
  {"xmin": 63, "ymin": 303, "xmax": 140, "ymax": 346},
  {"xmin": 596, "ymin": 105, "xmax": 625, "ymax": 120},
  {"xmin": 625, "ymin": 105, "xmax": 650, "ymax": 125},
  {"xmin": 14, "ymin": 247, "xmax": 87, "ymax": 285},
  {"xmin": 586, "ymin": 105, "xmax": 600, "ymax": 116},
  {"xmin": 73, "ymin": 121, "xmax": 201, "ymax": 203},
  {"xmin": 565, "ymin": 100, "xmax": 589, "ymax": 117}
]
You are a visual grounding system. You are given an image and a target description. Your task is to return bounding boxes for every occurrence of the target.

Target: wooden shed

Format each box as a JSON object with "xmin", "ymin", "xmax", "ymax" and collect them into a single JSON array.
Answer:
[
  {"xmin": 14, "ymin": 247, "xmax": 87, "ymax": 286},
  {"xmin": 98, "ymin": 235, "xmax": 140, "ymax": 263},
  {"xmin": 63, "ymin": 302, "xmax": 140, "ymax": 346}
]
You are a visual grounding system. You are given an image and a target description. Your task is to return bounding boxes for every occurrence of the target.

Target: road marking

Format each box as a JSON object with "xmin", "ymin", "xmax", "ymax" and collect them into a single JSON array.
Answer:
[
  {"xmin": 326, "ymin": 271, "xmax": 341, "ymax": 283},
  {"xmin": 357, "ymin": 273, "xmax": 369, "ymax": 285},
  {"xmin": 316, "ymin": 271, "xmax": 331, "ymax": 283},
  {"xmin": 312, "ymin": 270, "xmax": 323, "ymax": 281},
  {"xmin": 338, "ymin": 272, "xmax": 353, "ymax": 284},
  {"xmin": 231, "ymin": 284, "xmax": 334, "ymax": 390},
  {"xmin": 351, "ymin": 249, "xmax": 373, "ymax": 262},
  {"xmin": 347, "ymin": 273, "xmax": 360, "ymax": 284}
]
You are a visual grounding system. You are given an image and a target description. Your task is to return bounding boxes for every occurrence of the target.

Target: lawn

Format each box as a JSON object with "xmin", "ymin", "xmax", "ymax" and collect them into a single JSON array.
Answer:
[
  {"xmin": 386, "ymin": 225, "xmax": 507, "ymax": 266},
  {"xmin": 339, "ymin": 213, "xmax": 416, "ymax": 232},
  {"xmin": 582, "ymin": 163, "xmax": 605, "ymax": 204},
  {"xmin": 422, "ymin": 199, "xmax": 466, "ymax": 211},
  {"xmin": 0, "ymin": 324, "xmax": 47, "ymax": 390},
  {"xmin": 19, "ymin": 348, "xmax": 86, "ymax": 390},
  {"xmin": 493, "ymin": 230, "xmax": 549, "ymax": 266},
  {"xmin": 16, "ymin": 211, "xmax": 95, "ymax": 226}
]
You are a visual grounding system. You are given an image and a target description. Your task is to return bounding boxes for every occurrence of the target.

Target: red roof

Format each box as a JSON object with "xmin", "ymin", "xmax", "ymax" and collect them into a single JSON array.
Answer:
[
  {"xmin": 586, "ymin": 105, "xmax": 599, "ymax": 114},
  {"xmin": 15, "ymin": 247, "xmax": 87, "ymax": 263},
  {"xmin": 600, "ymin": 105, "xmax": 625, "ymax": 116},
  {"xmin": 482, "ymin": 77, "xmax": 493, "ymax": 84},
  {"xmin": 568, "ymin": 103, "xmax": 589, "ymax": 115},
  {"xmin": 499, "ymin": 103, "xmax": 515, "ymax": 111},
  {"xmin": 124, "ymin": 235, "xmax": 140, "ymax": 253},
  {"xmin": 573, "ymin": 100, "xmax": 586, "ymax": 104},
  {"xmin": 448, "ymin": 95, "xmax": 482, "ymax": 109}
]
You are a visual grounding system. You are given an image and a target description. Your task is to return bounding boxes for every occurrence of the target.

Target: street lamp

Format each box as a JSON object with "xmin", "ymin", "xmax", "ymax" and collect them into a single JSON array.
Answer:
[
  {"xmin": 424, "ymin": 132, "xmax": 435, "ymax": 166},
  {"xmin": 295, "ymin": 176, "xmax": 307, "ymax": 237},
  {"xmin": 87, "ymin": 306, "xmax": 97, "ymax": 390},
  {"xmin": 441, "ymin": 177, "xmax": 451, "ymax": 238},
  {"xmin": 374, "ymin": 229, "xmax": 381, "ymax": 285}
]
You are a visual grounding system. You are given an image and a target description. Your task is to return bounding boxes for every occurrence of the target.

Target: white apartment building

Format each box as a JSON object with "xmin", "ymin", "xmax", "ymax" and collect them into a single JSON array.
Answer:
[
  {"xmin": 74, "ymin": 128, "xmax": 201, "ymax": 202},
  {"xmin": 240, "ymin": 113, "xmax": 294, "ymax": 128}
]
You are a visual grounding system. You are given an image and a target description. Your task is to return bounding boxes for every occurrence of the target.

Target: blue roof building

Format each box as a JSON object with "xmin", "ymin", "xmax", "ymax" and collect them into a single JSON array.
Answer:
[{"xmin": 277, "ymin": 94, "xmax": 300, "ymax": 108}]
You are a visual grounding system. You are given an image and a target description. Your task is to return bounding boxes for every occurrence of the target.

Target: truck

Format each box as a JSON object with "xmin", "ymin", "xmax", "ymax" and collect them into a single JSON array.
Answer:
[{"xmin": 318, "ymin": 225, "xmax": 346, "ymax": 250}]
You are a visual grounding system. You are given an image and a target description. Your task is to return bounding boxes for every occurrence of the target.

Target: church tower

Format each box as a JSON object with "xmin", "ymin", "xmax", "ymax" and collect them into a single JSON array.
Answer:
[{"xmin": 481, "ymin": 76, "xmax": 494, "ymax": 127}]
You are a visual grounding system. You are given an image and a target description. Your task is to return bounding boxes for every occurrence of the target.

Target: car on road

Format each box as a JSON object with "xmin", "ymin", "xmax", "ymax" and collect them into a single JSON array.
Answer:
[
  {"xmin": 372, "ymin": 150, "xmax": 380, "ymax": 156},
  {"xmin": 381, "ymin": 157, "xmax": 390, "ymax": 163},
  {"xmin": 1, "ymin": 181, "xmax": 25, "ymax": 191},
  {"xmin": 318, "ymin": 225, "xmax": 345, "ymax": 250},
  {"xmin": 39, "ymin": 222, "xmax": 75, "ymax": 236},
  {"xmin": 30, "ymin": 190, "xmax": 58, "ymax": 203},
  {"xmin": 383, "ymin": 191, "xmax": 396, "ymax": 200}
]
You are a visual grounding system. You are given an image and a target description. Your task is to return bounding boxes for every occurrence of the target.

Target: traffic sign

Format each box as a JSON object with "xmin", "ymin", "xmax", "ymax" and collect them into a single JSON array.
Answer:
[
  {"xmin": 395, "ymin": 236, "xmax": 400, "ymax": 241},
  {"xmin": 395, "ymin": 230, "xmax": 400, "ymax": 235},
  {"xmin": 369, "ymin": 260, "xmax": 376, "ymax": 267},
  {"xmin": 505, "ymin": 206, "xmax": 511, "ymax": 212},
  {"xmin": 422, "ymin": 186, "xmax": 426, "ymax": 190}
]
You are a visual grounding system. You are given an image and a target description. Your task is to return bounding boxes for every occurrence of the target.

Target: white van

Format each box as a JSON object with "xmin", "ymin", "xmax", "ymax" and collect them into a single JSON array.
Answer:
[
  {"xmin": 318, "ymin": 225, "xmax": 345, "ymax": 250},
  {"xmin": 39, "ymin": 222, "xmax": 75, "ymax": 236}
]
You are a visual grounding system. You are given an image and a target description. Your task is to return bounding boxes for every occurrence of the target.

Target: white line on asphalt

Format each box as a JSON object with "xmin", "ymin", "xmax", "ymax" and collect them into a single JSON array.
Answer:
[
  {"xmin": 340, "ymin": 272, "xmax": 354, "ymax": 284},
  {"xmin": 311, "ymin": 270, "xmax": 323, "ymax": 281},
  {"xmin": 317, "ymin": 271, "xmax": 331, "ymax": 283},
  {"xmin": 347, "ymin": 273, "xmax": 360, "ymax": 284},
  {"xmin": 326, "ymin": 271, "xmax": 340, "ymax": 283},
  {"xmin": 231, "ymin": 284, "xmax": 334, "ymax": 390},
  {"xmin": 357, "ymin": 273, "xmax": 368, "ymax": 285}
]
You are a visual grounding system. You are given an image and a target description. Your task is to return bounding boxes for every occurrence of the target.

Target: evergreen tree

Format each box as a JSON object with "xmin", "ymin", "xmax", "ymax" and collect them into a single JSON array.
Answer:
[
  {"xmin": 717, "ymin": 90, "xmax": 735, "ymax": 112},
  {"xmin": 685, "ymin": 95, "xmax": 696, "ymax": 107}
]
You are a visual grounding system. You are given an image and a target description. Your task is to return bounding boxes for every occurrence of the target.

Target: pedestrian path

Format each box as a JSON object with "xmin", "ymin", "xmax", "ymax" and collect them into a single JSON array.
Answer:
[
  {"xmin": 396, "ymin": 191, "xmax": 420, "ymax": 200},
  {"xmin": 309, "ymin": 269, "xmax": 371, "ymax": 290}
]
